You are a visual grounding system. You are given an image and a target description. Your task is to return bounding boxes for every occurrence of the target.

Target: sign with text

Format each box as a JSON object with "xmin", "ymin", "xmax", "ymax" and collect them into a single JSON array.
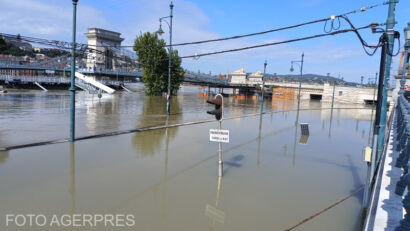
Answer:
[{"xmin": 209, "ymin": 129, "xmax": 229, "ymax": 143}]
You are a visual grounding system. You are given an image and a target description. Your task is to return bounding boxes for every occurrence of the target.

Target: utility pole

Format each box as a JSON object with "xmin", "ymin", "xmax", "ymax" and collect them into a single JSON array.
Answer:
[
  {"xmin": 260, "ymin": 60, "xmax": 267, "ymax": 114},
  {"xmin": 375, "ymin": 0, "xmax": 398, "ymax": 163}
]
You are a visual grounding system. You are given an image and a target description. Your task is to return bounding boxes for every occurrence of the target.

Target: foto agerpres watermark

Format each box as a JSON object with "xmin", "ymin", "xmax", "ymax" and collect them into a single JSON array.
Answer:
[{"xmin": 5, "ymin": 214, "xmax": 135, "ymax": 227}]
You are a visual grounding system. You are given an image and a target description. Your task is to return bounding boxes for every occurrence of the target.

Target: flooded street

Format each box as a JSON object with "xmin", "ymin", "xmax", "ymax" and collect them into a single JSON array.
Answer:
[{"xmin": 0, "ymin": 85, "xmax": 374, "ymax": 230}]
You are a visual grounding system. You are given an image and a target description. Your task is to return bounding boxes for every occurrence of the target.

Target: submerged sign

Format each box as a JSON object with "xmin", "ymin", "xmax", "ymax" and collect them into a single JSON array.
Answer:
[{"xmin": 209, "ymin": 129, "xmax": 229, "ymax": 143}]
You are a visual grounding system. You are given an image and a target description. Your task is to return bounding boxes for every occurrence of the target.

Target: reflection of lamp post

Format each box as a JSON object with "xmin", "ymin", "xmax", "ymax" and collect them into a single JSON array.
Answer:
[
  {"xmin": 290, "ymin": 53, "xmax": 304, "ymax": 109},
  {"xmin": 70, "ymin": 0, "xmax": 78, "ymax": 142},
  {"xmin": 156, "ymin": 1, "xmax": 174, "ymax": 115},
  {"xmin": 399, "ymin": 23, "xmax": 410, "ymax": 96}
]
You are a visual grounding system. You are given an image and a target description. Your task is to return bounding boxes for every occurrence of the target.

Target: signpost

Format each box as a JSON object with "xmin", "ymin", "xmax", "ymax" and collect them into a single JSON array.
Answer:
[{"xmin": 207, "ymin": 94, "xmax": 227, "ymax": 177}]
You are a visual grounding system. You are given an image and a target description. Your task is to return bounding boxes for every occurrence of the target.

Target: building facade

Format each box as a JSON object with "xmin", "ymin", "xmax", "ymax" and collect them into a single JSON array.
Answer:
[{"xmin": 85, "ymin": 28, "xmax": 124, "ymax": 70}]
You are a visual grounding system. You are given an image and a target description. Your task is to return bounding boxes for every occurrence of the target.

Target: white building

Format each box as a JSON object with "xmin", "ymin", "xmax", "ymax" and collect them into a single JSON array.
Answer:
[
  {"xmin": 230, "ymin": 68, "xmax": 263, "ymax": 85},
  {"xmin": 248, "ymin": 71, "xmax": 263, "ymax": 84},
  {"xmin": 230, "ymin": 68, "xmax": 247, "ymax": 84}
]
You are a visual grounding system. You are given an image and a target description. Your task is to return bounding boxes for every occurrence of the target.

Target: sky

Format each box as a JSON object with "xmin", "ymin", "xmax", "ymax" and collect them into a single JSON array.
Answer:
[{"xmin": 0, "ymin": 0, "xmax": 409, "ymax": 83}]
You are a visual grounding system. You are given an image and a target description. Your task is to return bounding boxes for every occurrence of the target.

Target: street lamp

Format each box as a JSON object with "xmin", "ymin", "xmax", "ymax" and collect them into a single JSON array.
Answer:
[
  {"xmin": 156, "ymin": 1, "xmax": 174, "ymax": 115},
  {"xmin": 70, "ymin": 0, "xmax": 78, "ymax": 142},
  {"xmin": 290, "ymin": 52, "xmax": 304, "ymax": 110},
  {"xmin": 260, "ymin": 60, "xmax": 267, "ymax": 114},
  {"xmin": 399, "ymin": 23, "xmax": 410, "ymax": 96}
]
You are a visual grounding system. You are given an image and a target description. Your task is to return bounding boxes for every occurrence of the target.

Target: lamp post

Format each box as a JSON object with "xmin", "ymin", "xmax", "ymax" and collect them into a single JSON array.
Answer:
[
  {"xmin": 156, "ymin": 1, "xmax": 174, "ymax": 116},
  {"xmin": 260, "ymin": 60, "xmax": 267, "ymax": 114},
  {"xmin": 70, "ymin": 0, "xmax": 78, "ymax": 142},
  {"xmin": 290, "ymin": 53, "xmax": 304, "ymax": 109},
  {"xmin": 399, "ymin": 23, "xmax": 410, "ymax": 96}
]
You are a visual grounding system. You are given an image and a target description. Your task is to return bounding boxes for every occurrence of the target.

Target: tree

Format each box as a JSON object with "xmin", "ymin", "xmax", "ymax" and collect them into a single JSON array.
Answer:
[{"xmin": 133, "ymin": 32, "xmax": 184, "ymax": 96}]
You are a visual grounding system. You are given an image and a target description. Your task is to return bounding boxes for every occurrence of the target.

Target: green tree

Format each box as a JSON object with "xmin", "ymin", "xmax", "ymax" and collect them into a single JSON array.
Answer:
[{"xmin": 133, "ymin": 32, "xmax": 184, "ymax": 96}]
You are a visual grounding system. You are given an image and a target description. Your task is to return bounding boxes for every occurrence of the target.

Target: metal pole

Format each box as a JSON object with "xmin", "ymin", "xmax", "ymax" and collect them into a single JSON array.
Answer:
[
  {"xmin": 218, "ymin": 120, "xmax": 223, "ymax": 177},
  {"xmin": 260, "ymin": 60, "xmax": 267, "ymax": 114},
  {"xmin": 399, "ymin": 51, "xmax": 408, "ymax": 96},
  {"xmin": 69, "ymin": 0, "xmax": 78, "ymax": 142},
  {"xmin": 376, "ymin": 0, "xmax": 398, "ymax": 162},
  {"xmin": 167, "ymin": 1, "xmax": 173, "ymax": 116}
]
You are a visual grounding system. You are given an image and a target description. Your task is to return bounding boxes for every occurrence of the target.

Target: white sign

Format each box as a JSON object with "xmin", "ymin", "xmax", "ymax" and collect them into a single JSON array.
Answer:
[{"xmin": 209, "ymin": 129, "xmax": 229, "ymax": 143}]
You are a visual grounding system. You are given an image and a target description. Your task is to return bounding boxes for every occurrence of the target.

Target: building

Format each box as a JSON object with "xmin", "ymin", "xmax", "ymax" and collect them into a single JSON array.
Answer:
[
  {"xmin": 230, "ymin": 68, "xmax": 263, "ymax": 85},
  {"xmin": 85, "ymin": 28, "xmax": 124, "ymax": 70},
  {"xmin": 248, "ymin": 71, "xmax": 263, "ymax": 84},
  {"xmin": 230, "ymin": 68, "xmax": 247, "ymax": 84}
]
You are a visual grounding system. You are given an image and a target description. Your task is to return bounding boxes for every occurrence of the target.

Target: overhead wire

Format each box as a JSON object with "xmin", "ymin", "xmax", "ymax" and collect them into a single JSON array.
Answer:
[{"xmin": 179, "ymin": 23, "xmax": 379, "ymax": 59}]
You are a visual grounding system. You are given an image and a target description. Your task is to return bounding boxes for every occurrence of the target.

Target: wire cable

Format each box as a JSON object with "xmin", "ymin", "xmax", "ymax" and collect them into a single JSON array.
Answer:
[
  {"xmin": 179, "ymin": 23, "xmax": 378, "ymax": 59},
  {"xmin": 165, "ymin": 2, "xmax": 387, "ymax": 47}
]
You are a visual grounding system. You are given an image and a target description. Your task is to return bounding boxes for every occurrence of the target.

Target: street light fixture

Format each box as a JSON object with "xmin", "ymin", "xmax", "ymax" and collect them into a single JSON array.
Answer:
[
  {"xmin": 156, "ymin": 1, "xmax": 174, "ymax": 115},
  {"xmin": 290, "ymin": 53, "xmax": 304, "ymax": 110},
  {"xmin": 399, "ymin": 23, "xmax": 410, "ymax": 96},
  {"xmin": 156, "ymin": 24, "xmax": 164, "ymax": 36}
]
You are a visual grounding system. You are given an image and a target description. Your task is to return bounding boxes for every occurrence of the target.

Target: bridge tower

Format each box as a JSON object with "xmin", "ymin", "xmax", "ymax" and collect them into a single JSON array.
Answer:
[{"xmin": 84, "ymin": 28, "xmax": 124, "ymax": 70}]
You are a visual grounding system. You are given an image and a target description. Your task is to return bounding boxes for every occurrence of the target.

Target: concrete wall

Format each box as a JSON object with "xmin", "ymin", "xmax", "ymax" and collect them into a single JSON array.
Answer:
[{"xmin": 321, "ymin": 83, "xmax": 382, "ymax": 104}]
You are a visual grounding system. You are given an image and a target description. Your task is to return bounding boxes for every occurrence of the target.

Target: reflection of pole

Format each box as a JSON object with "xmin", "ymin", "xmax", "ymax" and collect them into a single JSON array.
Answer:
[
  {"xmin": 69, "ymin": 143, "xmax": 76, "ymax": 216},
  {"xmin": 162, "ymin": 117, "xmax": 169, "ymax": 220},
  {"xmin": 257, "ymin": 114, "xmax": 263, "ymax": 165},
  {"xmin": 292, "ymin": 103, "xmax": 300, "ymax": 166},
  {"xmin": 297, "ymin": 53, "xmax": 304, "ymax": 110},
  {"xmin": 328, "ymin": 107, "xmax": 334, "ymax": 138},
  {"xmin": 218, "ymin": 121, "xmax": 223, "ymax": 177},
  {"xmin": 209, "ymin": 176, "xmax": 223, "ymax": 231},
  {"xmin": 331, "ymin": 81, "xmax": 336, "ymax": 109}
]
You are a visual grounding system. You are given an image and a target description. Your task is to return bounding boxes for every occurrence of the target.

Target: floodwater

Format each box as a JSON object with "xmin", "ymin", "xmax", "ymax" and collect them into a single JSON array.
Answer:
[{"xmin": 0, "ymin": 84, "xmax": 375, "ymax": 230}]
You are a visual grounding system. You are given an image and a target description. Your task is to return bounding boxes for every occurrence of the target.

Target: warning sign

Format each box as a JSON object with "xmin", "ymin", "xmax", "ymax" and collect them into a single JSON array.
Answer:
[{"xmin": 209, "ymin": 129, "xmax": 230, "ymax": 143}]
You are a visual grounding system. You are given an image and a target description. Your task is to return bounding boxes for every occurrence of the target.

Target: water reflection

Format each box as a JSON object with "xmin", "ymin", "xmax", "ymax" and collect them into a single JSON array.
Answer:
[
  {"xmin": 205, "ymin": 176, "xmax": 224, "ymax": 230},
  {"xmin": 329, "ymin": 107, "xmax": 334, "ymax": 138},
  {"xmin": 292, "ymin": 103, "xmax": 301, "ymax": 166},
  {"xmin": 132, "ymin": 97, "xmax": 181, "ymax": 156},
  {"xmin": 85, "ymin": 94, "xmax": 121, "ymax": 134},
  {"xmin": 0, "ymin": 151, "xmax": 8, "ymax": 164},
  {"xmin": 69, "ymin": 143, "xmax": 76, "ymax": 216},
  {"xmin": 257, "ymin": 114, "xmax": 263, "ymax": 165},
  {"xmin": 162, "ymin": 118, "xmax": 170, "ymax": 221}
]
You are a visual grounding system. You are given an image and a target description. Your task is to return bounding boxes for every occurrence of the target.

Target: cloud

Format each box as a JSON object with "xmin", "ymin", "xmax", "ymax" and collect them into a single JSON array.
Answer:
[
  {"xmin": 0, "ymin": 0, "xmax": 110, "ymax": 42},
  {"xmin": 0, "ymin": 0, "xmax": 386, "ymax": 82}
]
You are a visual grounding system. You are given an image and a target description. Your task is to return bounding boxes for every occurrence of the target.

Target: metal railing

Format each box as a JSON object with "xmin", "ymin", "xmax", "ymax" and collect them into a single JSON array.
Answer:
[{"xmin": 394, "ymin": 94, "xmax": 410, "ymax": 230}]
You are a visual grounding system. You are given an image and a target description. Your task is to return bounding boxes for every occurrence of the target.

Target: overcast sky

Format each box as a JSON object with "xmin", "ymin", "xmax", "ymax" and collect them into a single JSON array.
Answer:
[{"xmin": 0, "ymin": 0, "xmax": 409, "ymax": 83}]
